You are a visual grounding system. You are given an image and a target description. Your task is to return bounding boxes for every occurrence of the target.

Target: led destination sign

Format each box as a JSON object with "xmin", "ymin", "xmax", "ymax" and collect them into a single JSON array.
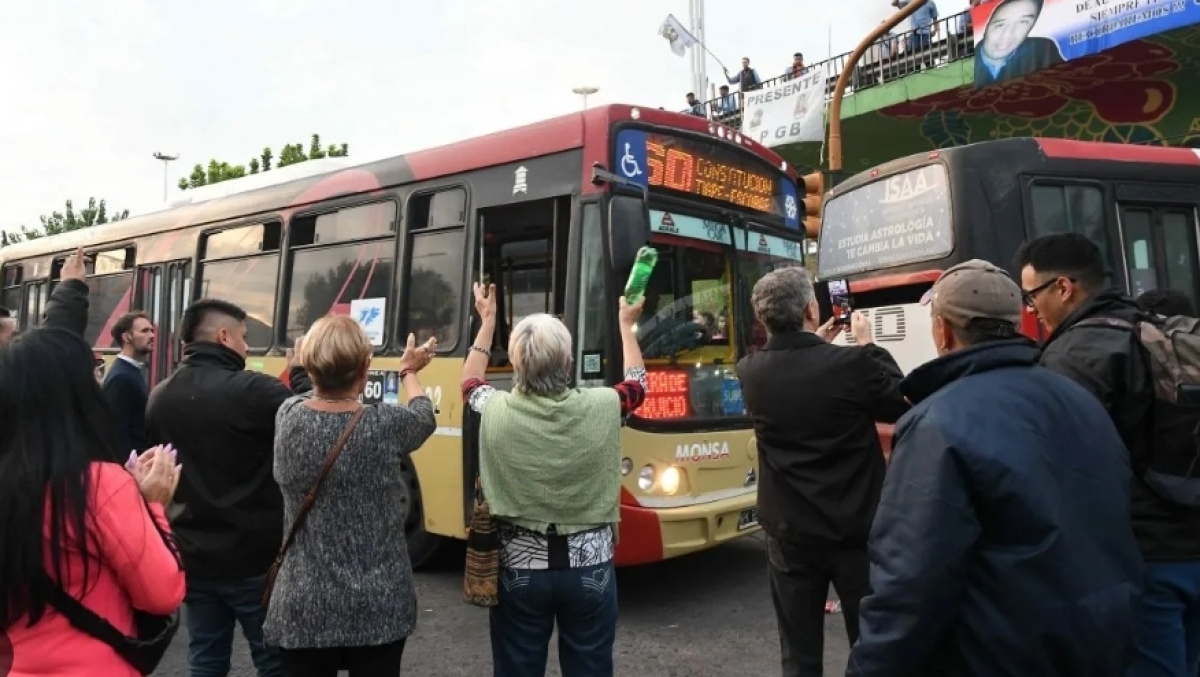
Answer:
[
  {"xmin": 613, "ymin": 128, "xmax": 800, "ymax": 230},
  {"xmin": 645, "ymin": 134, "xmax": 776, "ymax": 214}
]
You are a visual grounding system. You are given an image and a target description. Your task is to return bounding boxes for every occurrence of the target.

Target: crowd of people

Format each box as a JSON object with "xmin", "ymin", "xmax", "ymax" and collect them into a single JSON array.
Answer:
[
  {"xmin": 3, "ymin": 230, "xmax": 1198, "ymax": 677},
  {"xmin": 738, "ymin": 232, "xmax": 1200, "ymax": 676},
  {"xmin": 0, "ymin": 248, "xmax": 648, "ymax": 676}
]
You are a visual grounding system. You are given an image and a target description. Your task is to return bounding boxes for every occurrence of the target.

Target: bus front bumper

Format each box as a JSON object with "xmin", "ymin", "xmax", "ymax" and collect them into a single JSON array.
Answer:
[{"xmin": 613, "ymin": 488, "xmax": 760, "ymax": 566}]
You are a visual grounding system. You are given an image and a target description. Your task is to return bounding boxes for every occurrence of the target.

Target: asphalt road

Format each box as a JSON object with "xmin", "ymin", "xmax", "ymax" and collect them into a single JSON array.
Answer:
[{"xmin": 154, "ymin": 534, "xmax": 852, "ymax": 676}]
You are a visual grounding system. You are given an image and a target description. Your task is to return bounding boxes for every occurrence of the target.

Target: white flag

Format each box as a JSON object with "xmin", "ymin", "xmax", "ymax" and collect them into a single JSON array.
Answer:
[{"xmin": 658, "ymin": 14, "xmax": 698, "ymax": 57}]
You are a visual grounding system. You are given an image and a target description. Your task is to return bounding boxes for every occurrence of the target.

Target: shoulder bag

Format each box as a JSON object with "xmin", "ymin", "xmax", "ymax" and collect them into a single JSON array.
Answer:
[
  {"xmin": 37, "ymin": 490, "xmax": 182, "ymax": 676},
  {"xmin": 463, "ymin": 474, "xmax": 500, "ymax": 607},
  {"xmin": 262, "ymin": 406, "xmax": 366, "ymax": 609},
  {"xmin": 39, "ymin": 575, "xmax": 179, "ymax": 676}
]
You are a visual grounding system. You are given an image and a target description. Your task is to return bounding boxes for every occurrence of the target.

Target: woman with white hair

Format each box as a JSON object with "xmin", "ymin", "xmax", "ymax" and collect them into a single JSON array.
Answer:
[{"xmin": 460, "ymin": 282, "xmax": 647, "ymax": 677}]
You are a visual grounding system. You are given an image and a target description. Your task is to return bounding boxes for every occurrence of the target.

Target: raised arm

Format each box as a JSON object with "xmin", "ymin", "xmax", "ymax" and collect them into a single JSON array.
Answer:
[
  {"xmin": 616, "ymin": 296, "xmax": 647, "ymax": 414},
  {"xmin": 43, "ymin": 248, "xmax": 90, "ymax": 335},
  {"xmin": 374, "ymin": 331, "xmax": 438, "ymax": 452},
  {"xmin": 93, "ymin": 457, "xmax": 185, "ymax": 615},
  {"xmin": 461, "ymin": 283, "xmax": 499, "ymax": 414}
]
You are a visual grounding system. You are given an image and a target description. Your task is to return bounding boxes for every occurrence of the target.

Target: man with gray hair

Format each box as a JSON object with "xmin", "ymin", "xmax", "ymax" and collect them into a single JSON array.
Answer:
[
  {"xmin": 736, "ymin": 266, "xmax": 907, "ymax": 677},
  {"xmin": 848, "ymin": 260, "xmax": 1142, "ymax": 676}
]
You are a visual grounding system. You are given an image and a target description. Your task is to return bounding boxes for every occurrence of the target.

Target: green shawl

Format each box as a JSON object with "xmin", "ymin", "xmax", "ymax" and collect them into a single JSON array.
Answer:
[{"xmin": 479, "ymin": 386, "xmax": 622, "ymax": 535}]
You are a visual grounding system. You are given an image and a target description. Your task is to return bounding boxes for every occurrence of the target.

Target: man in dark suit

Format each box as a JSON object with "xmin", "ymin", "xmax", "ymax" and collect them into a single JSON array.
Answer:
[
  {"xmin": 103, "ymin": 310, "xmax": 155, "ymax": 456},
  {"xmin": 736, "ymin": 266, "xmax": 908, "ymax": 677}
]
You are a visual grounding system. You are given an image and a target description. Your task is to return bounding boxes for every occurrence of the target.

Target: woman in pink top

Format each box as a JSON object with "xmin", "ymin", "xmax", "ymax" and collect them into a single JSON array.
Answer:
[{"xmin": 0, "ymin": 325, "xmax": 186, "ymax": 676}]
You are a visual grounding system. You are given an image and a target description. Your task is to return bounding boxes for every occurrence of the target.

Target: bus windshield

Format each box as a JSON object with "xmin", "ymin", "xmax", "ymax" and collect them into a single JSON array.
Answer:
[
  {"xmin": 817, "ymin": 163, "xmax": 954, "ymax": 279},
  {"xmin": 632, "ymin": 209, "xmax": 801, "ymax": 422}
]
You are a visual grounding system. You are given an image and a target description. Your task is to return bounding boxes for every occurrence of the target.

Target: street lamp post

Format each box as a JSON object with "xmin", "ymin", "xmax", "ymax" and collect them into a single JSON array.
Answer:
[
  {"xmin": 152, "ymin": 152, "xmax": 179, "ymax": 202},
  {"xmin": 571, "ymin": 86, "xmax": 599, "ymax": 110}
]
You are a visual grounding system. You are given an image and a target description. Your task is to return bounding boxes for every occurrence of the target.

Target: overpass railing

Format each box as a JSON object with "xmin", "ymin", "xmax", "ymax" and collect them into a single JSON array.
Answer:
[{"xmin": 694, "ymin": 10, "xmax": 975, "ymax": 130}]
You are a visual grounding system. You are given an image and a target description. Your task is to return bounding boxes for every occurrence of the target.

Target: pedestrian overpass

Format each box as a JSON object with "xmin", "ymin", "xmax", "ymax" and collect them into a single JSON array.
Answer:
[{"xmin": 702, "ymin": 11, "xmax": 1200, "ymax": 175}]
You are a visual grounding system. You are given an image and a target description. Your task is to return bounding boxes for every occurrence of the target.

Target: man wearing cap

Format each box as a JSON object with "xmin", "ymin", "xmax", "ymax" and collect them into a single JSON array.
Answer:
[{"xmin": 847, "ymin": 260, "xmax": 1143, "ymax": 677}]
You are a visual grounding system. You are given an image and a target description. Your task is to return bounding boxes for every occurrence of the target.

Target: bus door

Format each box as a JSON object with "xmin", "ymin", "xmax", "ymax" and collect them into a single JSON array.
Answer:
[
  {"xmin": 134, "ymin": 260, "xmax": 191, "ymax": 384},
  {"xmin": 462, "ymin": 195, "xmax": 573, "ymax": 521},
  {"xmin": 1116, "ymin": 199, "xmax": 1200, "ymax": 309},
  {"xmin": 19, "ymin": 279, "xmax": 48, "ymax": 329}
]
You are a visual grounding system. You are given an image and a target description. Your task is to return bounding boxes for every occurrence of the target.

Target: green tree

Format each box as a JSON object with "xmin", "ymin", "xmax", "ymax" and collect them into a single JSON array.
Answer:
[
  {"xmin": 179, "ymin": 134, "xmax": 349, "ymax": 191},
  {"xmin": 2, "ymin": 198, "xmax": 129, "ymax": 245}
]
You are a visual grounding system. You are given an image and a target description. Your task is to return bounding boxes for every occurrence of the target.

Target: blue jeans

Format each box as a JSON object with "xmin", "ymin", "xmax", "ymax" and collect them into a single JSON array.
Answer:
[
  {"xmin": 489, "ymin": 562, "xmax": 617, "ymax": 677},
  {"xmin": 1127, "ymin": 560, "xmax": 1200, "ymax": 677},
  {"xmin": 184, "ymin": 575, "xmax": 282, "ymax": 677}
]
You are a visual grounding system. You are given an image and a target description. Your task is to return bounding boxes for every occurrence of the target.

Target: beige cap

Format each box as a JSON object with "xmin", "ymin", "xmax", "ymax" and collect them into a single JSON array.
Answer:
[{"xmin": 920, "ymin": 259, "xmax": 1022, "ymax": 333}]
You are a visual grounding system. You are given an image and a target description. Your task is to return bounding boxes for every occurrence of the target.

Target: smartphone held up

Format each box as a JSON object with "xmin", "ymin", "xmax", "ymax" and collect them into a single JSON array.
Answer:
[{"xmin": 827, "ymin": 279, "xmax": 853, "ymax": 327}]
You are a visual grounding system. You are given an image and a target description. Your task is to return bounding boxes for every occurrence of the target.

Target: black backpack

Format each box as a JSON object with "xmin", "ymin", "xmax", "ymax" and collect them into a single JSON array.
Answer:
[{"xmin": 1075, "ymin": 314, "xmax": 1200, "ymax": 507}]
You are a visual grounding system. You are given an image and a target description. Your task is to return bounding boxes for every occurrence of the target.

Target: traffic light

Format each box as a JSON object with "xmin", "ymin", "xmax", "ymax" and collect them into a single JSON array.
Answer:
[{"xmin": 801, "ymin": 171, "xmax": 825, "ymax": 239}]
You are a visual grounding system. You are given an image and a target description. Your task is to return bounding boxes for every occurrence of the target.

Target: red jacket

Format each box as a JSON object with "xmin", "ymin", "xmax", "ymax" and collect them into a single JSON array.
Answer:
[{"xmin": 6, "ymin": 462, "xmax": 185, "ymax": 676}]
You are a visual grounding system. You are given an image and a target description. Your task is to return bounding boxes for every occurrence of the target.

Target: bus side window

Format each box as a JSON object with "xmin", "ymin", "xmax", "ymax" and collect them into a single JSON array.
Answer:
[
  {"xmin": 1122, "ymin": 209, "xmax": 1157, "ymax": 298},
  {"xmin": 1029, "ymin": 182, "xmax": 1113, "ymax": 284},
  {"xmin": 1119, "ymin": 204, "xmax": 1200, "ymax": 309},
  {"xmin": 406, "ymin": 189, "xmax": 467, "ymax": 352},
  {"xmin": 22, "ymin": 280, "xmax": 46, "ymax": 328},
  {"xmin": 284, "ymin": 201, "xmax": 398, "ymax": 346},
  {"xmin": 2, "ymin": 266, "xmax": 22, "ymax": 321},
  {"xmin": 198, "ymin": 222, "xmax": 283, "ymax": 352},
  {"xmin": 74, "ymin": 246, "xmax": 135, "ymax": 351}
]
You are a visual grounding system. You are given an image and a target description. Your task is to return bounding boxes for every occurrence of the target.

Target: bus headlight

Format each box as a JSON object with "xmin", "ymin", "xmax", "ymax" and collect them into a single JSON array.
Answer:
[
  {"xmin": 660, "ymin": 466, "xmax": 681, "ymax": 495},
  {"xmin": 620, "ymin": 458, "xmax": 633, "ymax": 476},
  {"xmin": 637, "ymin": 465, "xmax": 655, "ymax": 491}
]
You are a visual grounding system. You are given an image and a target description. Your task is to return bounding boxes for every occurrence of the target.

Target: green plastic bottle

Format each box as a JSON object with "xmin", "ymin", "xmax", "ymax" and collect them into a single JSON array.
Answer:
[{"xmin": 624, "ymin": 246, "xmax": 659, "ymax": 304}]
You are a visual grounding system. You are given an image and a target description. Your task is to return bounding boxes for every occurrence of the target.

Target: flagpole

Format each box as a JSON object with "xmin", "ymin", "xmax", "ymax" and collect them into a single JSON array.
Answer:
[
  {"xmin": 688, "ymin": 0, "xmax": 700, "ymax": 99},
  {"xmin": 694, "ymin": 0, "xmax": 709, "ymax": 102}
]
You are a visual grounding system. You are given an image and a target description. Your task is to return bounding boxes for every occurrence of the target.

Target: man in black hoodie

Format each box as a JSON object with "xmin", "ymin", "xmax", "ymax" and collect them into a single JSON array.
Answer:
[
  {"xmin": 146, "ymin": 299, "xmax": 309, "ymax": 677},
  {"xmin": 1018, "ymin": 233, "xmax": 1200, "ymax": 676}
]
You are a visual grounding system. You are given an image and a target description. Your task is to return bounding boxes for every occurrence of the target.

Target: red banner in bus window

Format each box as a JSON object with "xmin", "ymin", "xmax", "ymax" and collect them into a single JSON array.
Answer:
[{"xmin": 639, "ymin": 369, "xmax": 692, "ymax": 420}]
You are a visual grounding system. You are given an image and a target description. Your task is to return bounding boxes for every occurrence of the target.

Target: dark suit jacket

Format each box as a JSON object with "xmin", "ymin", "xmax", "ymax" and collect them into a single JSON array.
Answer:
[
  {"xmin": 737, "ymin": 331, "xmax": 909, "ymax": 546},
  {"xmin": 104, "ymin": 357, "xmax": 149, "ymax": 454}
]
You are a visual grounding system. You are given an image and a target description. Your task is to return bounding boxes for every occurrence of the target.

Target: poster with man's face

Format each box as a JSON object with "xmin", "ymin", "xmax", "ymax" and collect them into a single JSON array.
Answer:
[{"xmin": 971, "ymin": 0, "xmax": 1200, "ymax": 88}]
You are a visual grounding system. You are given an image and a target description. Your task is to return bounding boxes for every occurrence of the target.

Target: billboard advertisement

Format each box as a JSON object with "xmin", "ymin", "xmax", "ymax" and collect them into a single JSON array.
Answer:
[{"xmin": 971, "ymin": 0, "xmax": 1200, "ymax": 87}]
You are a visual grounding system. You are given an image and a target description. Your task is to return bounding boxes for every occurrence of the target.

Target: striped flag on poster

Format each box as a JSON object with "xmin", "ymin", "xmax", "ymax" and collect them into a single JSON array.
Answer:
[{"xmin": 659, "ymin": 14, "xmax": 698, "ymax": 57}]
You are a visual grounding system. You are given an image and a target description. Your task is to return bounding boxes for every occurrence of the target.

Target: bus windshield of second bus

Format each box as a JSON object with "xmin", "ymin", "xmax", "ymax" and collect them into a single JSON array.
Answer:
[
  {"xmin": 817, "ymin": 162, "xmax": 954, "ymax": 282},
  {"xmin": 813, "ymin": 138, "xmax": 1200, "ymax": 382}
]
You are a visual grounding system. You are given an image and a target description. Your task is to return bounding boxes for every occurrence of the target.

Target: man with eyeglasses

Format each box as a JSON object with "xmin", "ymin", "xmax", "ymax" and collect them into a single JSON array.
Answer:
[
  {"xmin": 1017, "ymin": 232, "xmax": 1200, "ymax": 676},
  {"xmin": 848, "ymin": 259, "xmax": 1140, "ymax": 676}
]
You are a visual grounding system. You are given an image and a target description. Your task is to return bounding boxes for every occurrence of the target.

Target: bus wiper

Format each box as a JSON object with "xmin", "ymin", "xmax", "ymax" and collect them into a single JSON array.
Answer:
[{"xmin": 591, "ymin": 163, "xmax": 650, "ymax": 201}]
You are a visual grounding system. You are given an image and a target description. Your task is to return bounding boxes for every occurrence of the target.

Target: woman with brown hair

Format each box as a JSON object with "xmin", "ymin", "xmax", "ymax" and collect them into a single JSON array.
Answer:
[{"xmin": 264, "ymin": 316, "xmax": 438, "ymax": 676}]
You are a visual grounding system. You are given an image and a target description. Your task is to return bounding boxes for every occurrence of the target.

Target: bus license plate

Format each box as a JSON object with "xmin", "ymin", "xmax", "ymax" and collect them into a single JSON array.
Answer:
[{"xmin": 737, "ymin": 507, "xmax": 758, "ymax": 530}]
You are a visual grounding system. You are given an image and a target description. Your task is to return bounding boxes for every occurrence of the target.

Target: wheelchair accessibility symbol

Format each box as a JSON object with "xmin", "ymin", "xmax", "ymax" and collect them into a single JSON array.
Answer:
[{"xmin": 620, "ymin": 143, "xmax": 643, "ymax": 178}]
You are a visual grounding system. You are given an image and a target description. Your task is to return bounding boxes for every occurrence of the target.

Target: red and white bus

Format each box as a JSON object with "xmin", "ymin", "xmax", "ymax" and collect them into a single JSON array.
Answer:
[
  {"xmin": 815, "ymin": 138, "xmax": 1200, "ymax": 452},
  {"xmin": 0, "ymin": 105, "xmax": 805, "ymax": 566}
]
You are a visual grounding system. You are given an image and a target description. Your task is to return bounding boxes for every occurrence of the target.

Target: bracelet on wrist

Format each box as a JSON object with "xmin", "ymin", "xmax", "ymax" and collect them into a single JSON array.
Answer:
[
  {"xmin": 399, "ymin": 368, "xmax": 418, "ymax": 380},
  {"xmin": 470, "ymin": 345, "xmax": 491, "ymax": 357}
]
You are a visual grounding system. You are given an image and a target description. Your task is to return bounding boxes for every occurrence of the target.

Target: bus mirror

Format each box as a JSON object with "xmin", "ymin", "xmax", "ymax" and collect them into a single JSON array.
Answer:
[{"xmin": 607, "ymin": 195, "xmax": 651, "ymax": 272}]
